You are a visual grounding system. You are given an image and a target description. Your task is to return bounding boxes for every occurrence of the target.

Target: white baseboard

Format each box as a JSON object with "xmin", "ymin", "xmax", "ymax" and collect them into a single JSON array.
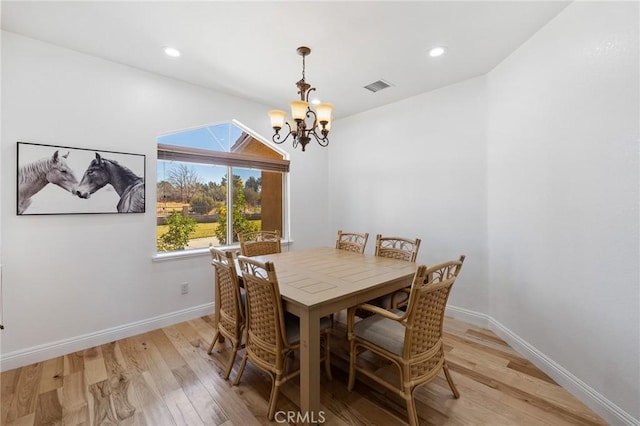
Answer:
[
  {"xmin": 0, "ymin": 303, "xmax": 214, "ymax": 372},
  {"xmin": 446, "ymin": 304, "xmax": 639, "ymax": 426},
  {"xmin": 446, "ymin": 305, "xmax": 490, "ymax": 328}
]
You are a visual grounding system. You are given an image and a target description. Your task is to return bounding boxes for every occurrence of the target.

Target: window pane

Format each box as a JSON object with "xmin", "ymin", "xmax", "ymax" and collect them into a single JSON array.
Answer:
[
  {"xmin": 229, "ymin": 168, "xmax": 260, "ymax": 243},
  {"xmin": 157, "ymin": 127, "xmax": 223, "ymax": 151},
  {"xmin": 157, "ymin": 160, "xmax": 227, "ymax": 251},
  {"xmin": 157, "ymin": 122, "xmax": 247, "ymax": 152}
]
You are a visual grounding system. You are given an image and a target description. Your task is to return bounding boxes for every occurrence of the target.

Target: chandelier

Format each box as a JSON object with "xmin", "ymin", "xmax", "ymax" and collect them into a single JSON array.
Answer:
[{"xmin": 268, "ymin": 46, "xmax": 333, "ymax": 152}]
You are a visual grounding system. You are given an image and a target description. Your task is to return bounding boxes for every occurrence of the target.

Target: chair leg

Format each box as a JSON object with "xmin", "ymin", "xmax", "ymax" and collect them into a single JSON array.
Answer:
[
  {"xmin": 223, "ymin": 345, "xmax": 238, "ymax": 380},
  {"xmin": 443, "ymin": 363, "xmax": 460, "ymax": 398},
  {"xmin": 267, "ymin": 374, "xmax": 281, "ymax": 420},
  {"xmin": 233, "ymin": 353, "xmax": 248, "ymax": 386},
  {"xmin": 347, "ymin": 341, "xmax": 357, "ymax": 391},
  {"xmin": 207, "ymin": 330, "xmax": 220, "ymax": 354},
  {"xmin": 406, "ymin": 391, "xmax": 419, "ymax": 426}
]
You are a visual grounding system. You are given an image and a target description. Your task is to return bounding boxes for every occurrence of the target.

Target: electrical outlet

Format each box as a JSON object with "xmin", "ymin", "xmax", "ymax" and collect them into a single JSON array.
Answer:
[{"xmin": 180, "ymin": 282, "xmax": 189, "ymax": 295}]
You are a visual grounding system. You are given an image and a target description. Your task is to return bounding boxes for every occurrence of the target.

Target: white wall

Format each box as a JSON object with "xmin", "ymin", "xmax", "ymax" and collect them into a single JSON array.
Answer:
[
  {"xmin": 0, "ymin": 15, "xmax": 4, "ymax": 335},
  {"xmin": 0, "ymin": 32, "xmax": 329, "ymax": 364},
  {"xmin": 328, "ymin": 76, "xmax": 489, "ymax": 315},
  {"xmin": 487, "ymin": 1, "xmax": 639, "ymax": 421},
  {"xmin": 287, "ymin": 140, "xmax": 330, "ymax": 250},
  {"xmin": 330, "ymin": 1, "xmax": 638, "ymax": 423}
]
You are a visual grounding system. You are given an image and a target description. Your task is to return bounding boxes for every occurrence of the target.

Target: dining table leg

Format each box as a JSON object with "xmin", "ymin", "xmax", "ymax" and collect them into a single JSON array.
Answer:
[{"xmin": 298, "ymin": 307, "xmax": 322, "ymax": 425}]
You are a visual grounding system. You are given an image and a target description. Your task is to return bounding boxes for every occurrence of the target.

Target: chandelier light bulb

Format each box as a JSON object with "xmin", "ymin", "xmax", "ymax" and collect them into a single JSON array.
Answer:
[
  {"xmin": 290, "ymin": 101, "xmax": 309, "ymax": 121},
  {"xmin": 315, "ymin": 103, "xmax": 333, "ymax": 124},
  {"xmin": 268, "ymin": 110, "xmax": 286, "ymax": 130}
]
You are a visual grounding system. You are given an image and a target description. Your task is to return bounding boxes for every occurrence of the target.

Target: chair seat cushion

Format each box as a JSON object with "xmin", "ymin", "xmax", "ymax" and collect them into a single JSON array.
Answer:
[
  {"xmin": 393, "ymin": 290, "xmax": 409, "ymax": 307},
  {"xmin": 367, "ymin": 293, "xmax": 394, "ymax": 310},
  {"xmin": 353, "ymin": 309, "xmax": 406, "ymax": 355},
  {"xmin": 284, "ymin": 312, "xmax": 332, "ymax": 344}
]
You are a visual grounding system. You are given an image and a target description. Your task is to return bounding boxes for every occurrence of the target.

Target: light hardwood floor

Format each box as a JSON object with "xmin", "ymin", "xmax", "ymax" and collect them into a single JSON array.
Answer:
[{"xmin": 1, "ymin": 315, "xmax": 606, "ymax": 425}]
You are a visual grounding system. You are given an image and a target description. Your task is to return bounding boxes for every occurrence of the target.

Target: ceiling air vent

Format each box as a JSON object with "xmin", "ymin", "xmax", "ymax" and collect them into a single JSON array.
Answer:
[{"xmin": 364, "ymin": 79, "xmax": 392, "ymax": 93}]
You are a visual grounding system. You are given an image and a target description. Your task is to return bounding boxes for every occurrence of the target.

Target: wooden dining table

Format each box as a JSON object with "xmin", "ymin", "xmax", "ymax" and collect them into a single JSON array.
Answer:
[{"xmin": 247, "ymin": 247, "xmax": 418, "ymax": 425}]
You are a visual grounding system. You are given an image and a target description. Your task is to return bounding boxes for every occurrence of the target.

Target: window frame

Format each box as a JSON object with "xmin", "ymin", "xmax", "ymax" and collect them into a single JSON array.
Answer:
[{"xmin": 153, "ymin": 120, "xmax": 290, "ymax": 260}]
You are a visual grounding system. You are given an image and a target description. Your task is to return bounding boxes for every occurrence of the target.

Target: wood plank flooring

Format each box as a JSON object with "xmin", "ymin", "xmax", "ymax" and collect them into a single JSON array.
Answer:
[{"xmin": 0, "ymin": 315, "xmax": 606, "ymax": 425}]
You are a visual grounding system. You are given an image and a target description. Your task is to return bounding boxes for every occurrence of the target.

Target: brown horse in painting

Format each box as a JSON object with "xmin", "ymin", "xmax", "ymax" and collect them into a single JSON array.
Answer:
[
  {"xmin": 18, "ymin": 150, "xmax": 79, "ymax": 214},
  {"xmin": 74, "ymin": 153, "xmax": 144, "ymax": 213}
]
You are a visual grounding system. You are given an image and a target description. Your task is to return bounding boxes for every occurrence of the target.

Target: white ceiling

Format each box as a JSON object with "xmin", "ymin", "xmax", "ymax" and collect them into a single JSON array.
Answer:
[{"xmin": 1, "ymin": 1, "xmax": 570, "ymax": 119}]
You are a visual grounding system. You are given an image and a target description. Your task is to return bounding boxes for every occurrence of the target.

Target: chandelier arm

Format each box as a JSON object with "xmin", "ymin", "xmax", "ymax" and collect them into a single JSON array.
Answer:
[
  {"xmin": 272, "ymin": 122, "xmax": 294, "ymax": 145},
  {"xmin": 305, "ymin": 87, "xmax": 316, "ymax": 103},
  {"xmin": 309, "ymin": 128, "xmax": 330, "ymax": 147},
  {"xmin": 305, "ymin": 107, "xmax": 318, "ymax": 127},
  {"xmin": 272, "ymin": 132, "xmax": 292, "ymax": 145}
]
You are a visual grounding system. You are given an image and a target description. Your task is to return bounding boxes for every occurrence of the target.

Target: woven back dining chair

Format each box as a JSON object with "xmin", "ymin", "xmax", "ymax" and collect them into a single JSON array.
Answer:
[
  {"xmin": 347, "ymin": 255, "xmax": 465, "ymax": 426},
  {"xmin": 238, "ymin": 230, "xmax": 281, "ymax": 257},
  {"xmin": 207, "ymin": 247, "xmax": 245, "ymax": 380},
  {"xmin": 364, "ymin": 234, "xmax": 421, "ymax": 311},
  {"xmin": 392, "ymin": 253, "xmax": 465, "ymax": 309},
  {"xmin": 331, "ymin": 230, "xmax": 370, "ymax": 325},
  {"xmin": 335, "ymin": 230, "xmax": 369, "ymax": 254},
  {"xmin": 234, "ymin": 255, "xmax": 332, "ymax": 420},
  {"xmin": 374, "ymin": 234, "xmax": 421, "ymax": 262}
]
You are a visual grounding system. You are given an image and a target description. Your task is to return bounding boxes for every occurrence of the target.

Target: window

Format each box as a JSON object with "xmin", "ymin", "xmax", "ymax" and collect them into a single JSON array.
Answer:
[{"xmin": 156, "ymin": 121, "xmax": 289, "ymax": 253}]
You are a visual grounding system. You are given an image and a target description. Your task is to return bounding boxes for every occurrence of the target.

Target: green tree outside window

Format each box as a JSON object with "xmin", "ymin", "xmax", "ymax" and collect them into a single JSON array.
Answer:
[{"xmin": 215, "ymin": 178, "xmax": 257, "ymax": 244}]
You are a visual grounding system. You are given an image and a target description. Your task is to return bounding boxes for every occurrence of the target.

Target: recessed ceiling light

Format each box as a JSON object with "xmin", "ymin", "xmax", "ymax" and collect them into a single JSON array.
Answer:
[
  {"xmin": 310, "ymin": 99, "xmax": 321, "ymax": 106},
  {"xmin": 428, "ymin": 46, "xmax": 447, "ymax": 57},
  {"xmin": 164, "ymin": 47, "xmax": 181, "ymax": 58}
]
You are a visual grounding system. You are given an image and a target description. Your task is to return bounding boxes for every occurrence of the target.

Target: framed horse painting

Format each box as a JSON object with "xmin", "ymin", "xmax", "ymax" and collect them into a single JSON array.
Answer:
[{"xmin": 17, "ymin": 142, "xmax": 145, "ymax": 215}]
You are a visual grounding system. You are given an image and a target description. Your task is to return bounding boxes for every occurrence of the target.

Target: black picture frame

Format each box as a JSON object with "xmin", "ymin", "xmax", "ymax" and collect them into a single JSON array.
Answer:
[{"xmin": 17, "ymin": 141, "xmax": 146, "ymax": 215}]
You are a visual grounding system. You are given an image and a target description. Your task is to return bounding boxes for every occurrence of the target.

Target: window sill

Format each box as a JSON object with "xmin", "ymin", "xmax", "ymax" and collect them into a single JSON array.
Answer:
[
  {"xmin": 152, "ymin": 240, "xmax": 293, "ymax": 262},
  {"xmin": 152, "ymin": 247, "xmax": 213, "ymax": 262}
]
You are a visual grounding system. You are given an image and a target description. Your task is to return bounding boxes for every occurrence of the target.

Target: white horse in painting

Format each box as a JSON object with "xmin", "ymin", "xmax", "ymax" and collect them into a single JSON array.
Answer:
[{"xmin": 18, "ymin": 150, "xmax": 79, "ymax": 214}]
